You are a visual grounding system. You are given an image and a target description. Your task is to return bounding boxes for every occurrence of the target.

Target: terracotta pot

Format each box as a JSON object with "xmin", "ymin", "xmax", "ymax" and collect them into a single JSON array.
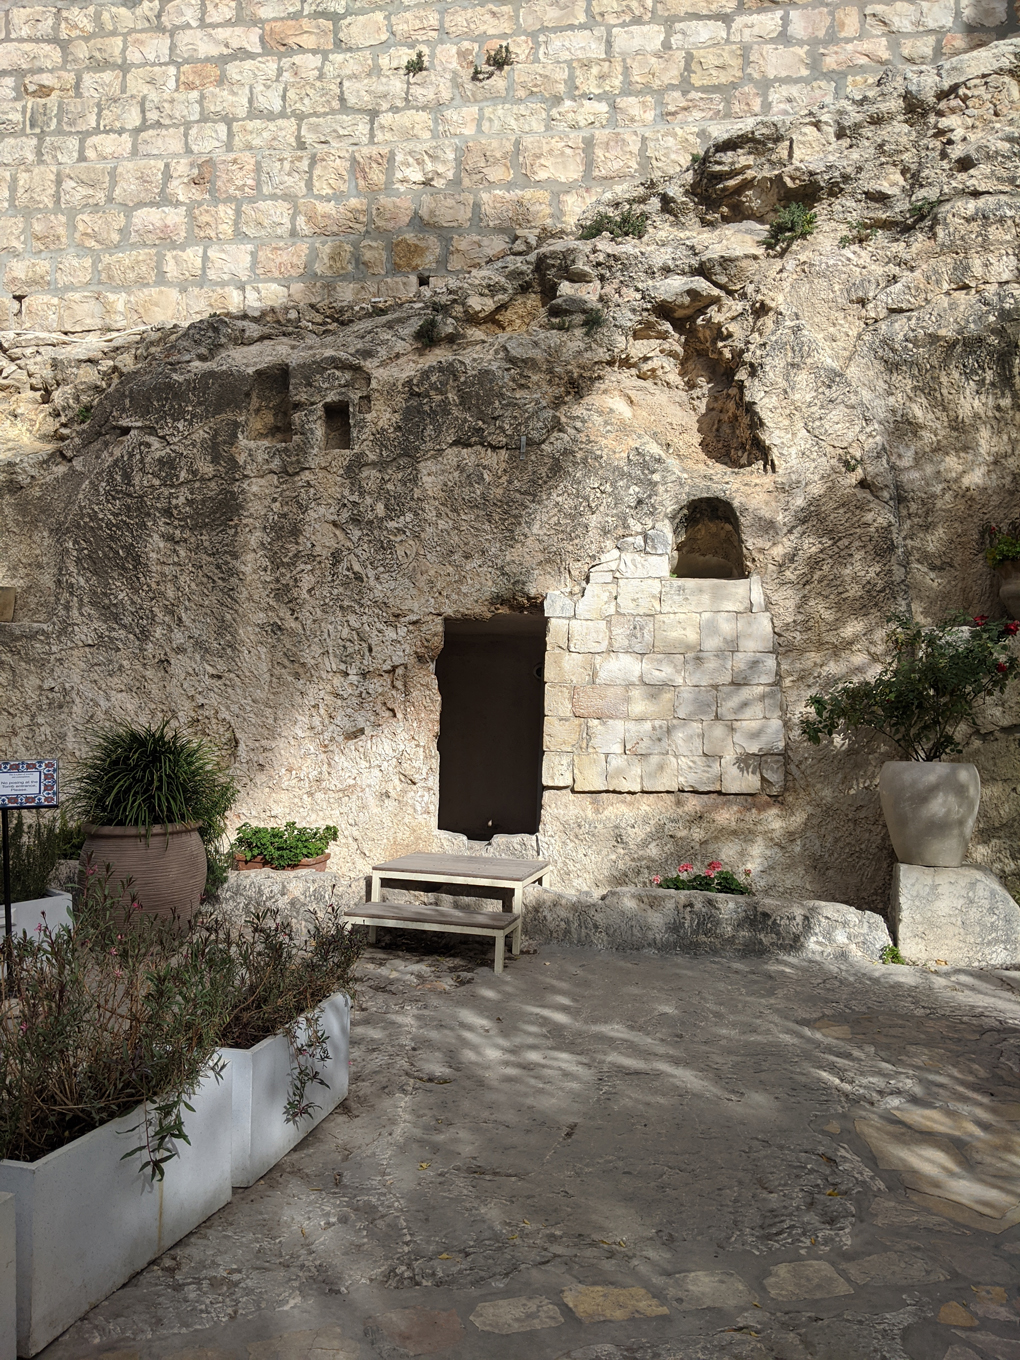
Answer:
[
  {"xmin": 878, "ymin": 761, "xmax": 981, "ymax": 867},
  {"xmin": 233, "ymin": 854, "xmax": 266, "ymax": 871},
  {"xmin": 276, "ymin": 852, "xmax": 330, "ymax": 873},
  {"xmin": 79, "ymin": 822, "xmax": 207, "ymax": 924},
  {"xmin": 996, "ymin": 560, "xmax": 1020, "ymax": 621}
]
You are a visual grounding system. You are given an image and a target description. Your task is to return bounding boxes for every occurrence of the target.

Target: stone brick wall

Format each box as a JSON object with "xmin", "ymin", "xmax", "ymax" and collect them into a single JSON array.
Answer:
[
  {"xmin": 542, "ymin": 529, "xmax": 785, "ymax": 796},
  {"xmin": 0, "ymin": 0, "xmax": 1014, "ymax": 331}
]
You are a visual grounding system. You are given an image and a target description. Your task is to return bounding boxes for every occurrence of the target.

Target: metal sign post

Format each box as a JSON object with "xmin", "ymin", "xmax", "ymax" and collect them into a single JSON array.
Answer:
[{"xmin": 0, "ymin": 760, "xmax": 59, "ymax": 946}]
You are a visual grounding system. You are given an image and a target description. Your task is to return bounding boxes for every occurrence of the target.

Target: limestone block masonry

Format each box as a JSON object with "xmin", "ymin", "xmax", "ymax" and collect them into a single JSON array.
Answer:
[
  {"xmin": 0, "ymin": 0, "xmax": 1015, "ymax": 332},
  {"xmin": 542, "ymin": 530, "xmax": 784, "ymax": 796}
]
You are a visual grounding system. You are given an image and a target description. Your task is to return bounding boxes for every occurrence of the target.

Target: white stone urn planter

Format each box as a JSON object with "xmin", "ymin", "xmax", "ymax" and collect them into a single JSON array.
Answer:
[
  {"xmin": 7, "ymin": 891, "xmax": 71, "ymax": 939},
  {"xmin": 220, "ymin": 991, "xmax": 350, "ymax": 1189},
  {"xmin": 878, "ymin": 760, "xmax": 981, "ymax": 867},
  {"xmin": 0, "ymin": 1065, "xmax": 232, "ymax": 1357}
]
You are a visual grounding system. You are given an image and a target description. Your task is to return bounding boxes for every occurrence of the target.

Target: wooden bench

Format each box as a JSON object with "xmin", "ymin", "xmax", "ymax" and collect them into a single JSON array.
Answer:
[{"xmin": 343, "ymin": 902, "xmax": 522, "ymax": 974}]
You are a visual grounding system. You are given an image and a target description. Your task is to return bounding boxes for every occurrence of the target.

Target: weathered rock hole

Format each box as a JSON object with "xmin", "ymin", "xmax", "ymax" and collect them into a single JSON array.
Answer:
[
  {"xmin": 673, "ymin": 498, "xmax": 745, "ymax": 579},
  {"xmin": 324, "ymin": 400, "xmax": 351, "ymax": 451},
  {"xmin": 246, "ymin": 365, "xmax": 292, "ymax": 444}
]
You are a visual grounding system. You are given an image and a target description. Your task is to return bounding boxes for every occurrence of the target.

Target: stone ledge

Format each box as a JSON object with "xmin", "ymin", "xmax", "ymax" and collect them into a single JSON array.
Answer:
[{"xmin": 521, "ymin": 885, "xmax": 891, "ymax": 961}]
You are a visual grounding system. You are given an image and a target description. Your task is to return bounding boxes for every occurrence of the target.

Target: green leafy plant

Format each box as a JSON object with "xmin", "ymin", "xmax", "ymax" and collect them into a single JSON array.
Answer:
[
  {"xmin": 801, "ymin": 614, "xmax": 1020, "ymax": 762},
  {"xmin": 582, "ymin": 307, "xmax": 606, "ymax": 337},
  {"xmin": 415, "ymin": 310, "xmax": 442, "ymax": 346},
  {"xmin": 76, "ymin": 405, "xmax": 92, "ymax": 423},
  {"xmin": 232, "ymin": 821, "xmax": 339, "ymax": 868},
  {"xmin": 579, "ymin": 206, "xmax": 648, "ymax": 241},
  {"xmin": 690, "ymin": 151, "xmax": 702, "ymax": 164},
  {"xmin": 983, "ymin": 521, "xmax": 1020, "ymax": 567},
  {"xmin": 0, "ymin": 872, "xmax": 362, "ymax": 1173},
  {"xmin": 839, "ymin": 220, "xmax": 875, "ymax": 247},
  {"xmin": 404, "ymin": 48, "xmax": 426, "ymax": 74},
  {"xmin": 0, "ymin": 865, "xmax": 230, "ymax": 1177},
  {"xmin": 5, "ymin": 810, "xmax": 84, "ymax": 902},
  {"xmin": 909, "ymin": 198, "xmax": 937, "ymax": 222},
  {"xmin": 842, "ymin": 455, "xmax": 862, "ymax": 472},
  {"xmin": 471, "ymin": 42, "xmax": 513, "ymax": 80},
  {"xmin": 880, "ymin": 943, "xmax": 909, "ymax": 965},
  {"xmin": 765, "ymin": 202, "xmax": 817, "ymax": 251},
  {"xmin": 208, "ymin": 899, "xmax": 361, "ymax": 1122},
  {"xmin": 653, "ymin": 861, "xmax": 753, "ymax": 894}
]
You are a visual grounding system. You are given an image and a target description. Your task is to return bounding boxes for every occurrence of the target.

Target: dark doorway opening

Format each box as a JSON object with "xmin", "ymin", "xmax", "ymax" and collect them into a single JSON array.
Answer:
[
  {"xmin": 324, "ymin": 400, "xmax": 351, "ymax": 450},
  {"xmin": 436, "ymin": 614, "xmax": 546, "ymax": 840}
]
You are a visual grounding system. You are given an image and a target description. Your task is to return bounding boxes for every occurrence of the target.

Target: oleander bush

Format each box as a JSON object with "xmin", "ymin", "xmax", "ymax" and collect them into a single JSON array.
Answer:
[{"xmin": 0, "ymin": 866, "xmax": 361, "ymax": 1174}]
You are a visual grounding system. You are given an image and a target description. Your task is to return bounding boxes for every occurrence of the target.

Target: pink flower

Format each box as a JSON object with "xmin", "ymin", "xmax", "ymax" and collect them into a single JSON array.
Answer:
[
  {"xmin": 19, "ymin": 1022, "xmax": 27, "ymax": 1033},
  {"xmin": 652, "ymin": 875, "xmax": 661, "ymax": 885},
  {"xmin": 744, "ymin": 869, "xmax": 752, "ymax": 877},
  {"xmin": 34, "ymin": 923, "xmax": 42, "ymax": 933},
  {"xmin": 707, "ymin": 861, "xmax": 723, "ymax": 872},
  {"xmin": 678, "ymin": 863, "xmax": 693, "ymax": 873},
  {"xmin": 705, "ymin": 870, "xmax": 715, "ymax": 879}
]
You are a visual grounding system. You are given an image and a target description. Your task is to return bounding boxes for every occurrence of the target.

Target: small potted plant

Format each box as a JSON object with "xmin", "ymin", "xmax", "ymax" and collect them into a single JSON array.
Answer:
[
  {"xmin": 232, "ymin": 822, "xmax": 338, "ymax": 872},
  {"xmin": 652, "ymin": 861, "xmax": 753, "ymax": 893},
  {"xmin": 68, "ymin": 721, "xmax": 237, "ymax": 923},
  {"xmin": 801, "ymin": 613, "xmax": 1019, "ymax": 867},
  {"xmin": 983, "ymin": 521, "xmax": 1020, "ymax": 620}
]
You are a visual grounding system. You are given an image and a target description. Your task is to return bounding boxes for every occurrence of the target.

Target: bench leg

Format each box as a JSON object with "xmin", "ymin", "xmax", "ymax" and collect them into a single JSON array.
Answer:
[
  {"xmin": 369, "ymin": 873, "xmax": 380, "ymax": 904},
  {"xmin": 367, "ymin": 925, "xmax": 378, "ymax": 944},
  {"xmin": 511, "ymin": 920, "xmax": 521, "ymax": 956},
  {"xmin": 493, "ymin": 931, "xmax": 505, "ymax": 975}
]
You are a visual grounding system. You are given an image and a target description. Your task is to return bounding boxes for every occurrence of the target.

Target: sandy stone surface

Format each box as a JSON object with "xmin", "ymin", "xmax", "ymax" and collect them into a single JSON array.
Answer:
[{"xmin": 35, "ymin": 939, "xmax": 1020, "ymax": 1360}]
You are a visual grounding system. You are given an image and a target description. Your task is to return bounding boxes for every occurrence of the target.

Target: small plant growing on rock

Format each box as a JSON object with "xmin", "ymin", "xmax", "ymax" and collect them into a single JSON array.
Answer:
[
  {"xmin": 582, "ymin": 307, "xmax": 606, "ymax": 337},
  {"xmin": 404, "ymin": 49, "xmax": 426, "ymax": 75},
  {"xmin": 472, "ymin": 43, "xmax": 513, "ymax": 80},
  {"xmin": 653, "ymin": 862, "xmax": 753, "ymax": 894},
  {"xmin": 801, "ymin": 614, "xmax": 1020, "ymax": 761},
  {"xmin": 414, "ymin": 309, "xmax": 442, "ymax": 347},
  {"xmin": 77, "ymin": 405, "xmax": 92, "ymax": 423},
  {"xmin": 880, "ymin": 943, "xmax": 909, "ymax": 965},
  {"xmin": 765, "ymin": 202, "xmax": 817, "ymax": 251},
  {"xmin": 840, "ymin": 220, "xmax": 876, "ymax": 247},
  {"xmin": 579, "ymin": 206, "xmax": 648, "ymax": 241},
  {"xmin": 908, "ymin": 198, "xmax": 938, "ymax": 223}
]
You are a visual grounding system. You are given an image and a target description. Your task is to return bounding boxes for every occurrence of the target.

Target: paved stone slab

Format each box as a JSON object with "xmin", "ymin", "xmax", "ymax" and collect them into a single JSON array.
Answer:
[
  {"xmin": 939, "ymin": 1301, "xmax": 978, "ymax": 1325},
  {"xmin": 968, "ymin": 1335, "xmax": 1020, "ymax": 1360},
  {"xmin": 908, "ymin": 1190, "xmax": 1020, "ymax": 1234},
  {"xmin": 762, "ymin": 1260, "xmax": 853, "ymax": 1300},
  {"xmin": 468, "ymin": 1298, "xmax": 564, "ymax": 1333},
  {"xmin": 843, "ymin": 1251, "xmax": 949, "ymax": 1285},
  {"xmin": 364, "ymin": 1308, "xmax": 464, "ymax": 1356},
  {"xmin": 892, "ymin": 1106, "xmax": 984, "ymax": 1139},
  {"xmin": 561, "ymin": 1286, "xmax": 669, "ymax": 1323},
  {"xmin": 942, "ymin": 1348, "xmax": 982, "ymax": 1359},
  {"xmin": 669, "ymin": 1270, "xmax": 754, "ymax": 1309},
  {"xmin": 963, "ymin": 1131, "xmax": 1020, "ymax": 1175},
  {"xmin": 900, "ymin": 1170, "xmax": 1020, "ymax": 1219},
  {"xmin": 855, "ymin": 1118, "xmax": 969, "ymax": 1175},
  {"xmin": 248, "ymin": 1333, "xmax": 358, "ymax": 1360}
]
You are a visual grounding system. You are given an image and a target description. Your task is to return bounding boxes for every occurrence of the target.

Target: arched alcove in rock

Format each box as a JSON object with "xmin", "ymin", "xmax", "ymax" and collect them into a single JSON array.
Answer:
[{"xmin": 673, "ymin": 499, "xmax": 745, "ymax": 580}]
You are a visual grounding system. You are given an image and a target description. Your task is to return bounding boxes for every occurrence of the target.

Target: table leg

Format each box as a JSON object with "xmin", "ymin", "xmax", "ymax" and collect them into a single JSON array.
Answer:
[
  {"xmin": 494, "ymin": 931, "xmax": 505, "ymax": 975},
  {"xmin": 369, "ymin": 872, "xmax": 380, "ymax": 903},
  {"xmin": 511, "ymin": 920, "xmax": 521, "ymax": 956},
  {"xmin": 367, "ymin": 925, "xmax": 378, "ymax": 944}
]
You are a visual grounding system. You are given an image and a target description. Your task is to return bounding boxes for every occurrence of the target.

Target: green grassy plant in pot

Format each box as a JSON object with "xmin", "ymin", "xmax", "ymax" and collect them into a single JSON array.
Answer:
[
  {"xmin": 69, "ymin": 721, "xmax": 237, "ymax": 923},
  {"xmin": 801, "ymin": 614, "xmax": 1019, "ymax": 867}
]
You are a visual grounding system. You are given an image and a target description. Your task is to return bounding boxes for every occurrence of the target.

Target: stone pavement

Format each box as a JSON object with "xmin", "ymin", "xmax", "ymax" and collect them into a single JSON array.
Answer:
[{"xmin": 38, "ymin": 938, "xmax": 1020, "ymax": 1360}]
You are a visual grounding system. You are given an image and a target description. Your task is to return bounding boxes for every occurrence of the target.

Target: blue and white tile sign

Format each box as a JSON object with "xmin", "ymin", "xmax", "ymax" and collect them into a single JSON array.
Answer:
[{"xmin": 0, "ymin": 760, "xmax": 58, "ymax": 808}]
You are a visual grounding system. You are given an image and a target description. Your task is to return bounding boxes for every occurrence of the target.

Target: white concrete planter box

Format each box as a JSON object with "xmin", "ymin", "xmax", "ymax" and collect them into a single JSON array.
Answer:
[
  {"xmin": 0, "ymin": 1065, "xmax": 232, "ymax": 1357},
  {"xmin": 221, "ymin": 991, "xmax": 350, "ymax": 1188},
  {"xmin": 8, "ymin": 891, "xmax": 71, "ymax": 938},
  {"xmin": 1, "ymin": 1194, "xmax": 15, "ymax": 1360}
]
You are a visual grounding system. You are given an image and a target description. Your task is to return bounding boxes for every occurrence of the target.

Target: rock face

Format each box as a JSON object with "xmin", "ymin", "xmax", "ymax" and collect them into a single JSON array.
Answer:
[
  {"xmin": 2, "ymin": 42, "xmax": 1020, "ymax": 912},
  {"xmin": 891, "ymin": 863, "xmax": 1020, "ymax": 967}
]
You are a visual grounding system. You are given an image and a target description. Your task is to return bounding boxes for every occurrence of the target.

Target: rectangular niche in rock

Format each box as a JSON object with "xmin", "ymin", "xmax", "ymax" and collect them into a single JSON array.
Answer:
[
  {"xmin": 246, "ymin": 366, "xmax": 293, "ymax": 444},
  {"xmin": 323, "ymin": 401, "xmax": 351, "ymax": 451}
]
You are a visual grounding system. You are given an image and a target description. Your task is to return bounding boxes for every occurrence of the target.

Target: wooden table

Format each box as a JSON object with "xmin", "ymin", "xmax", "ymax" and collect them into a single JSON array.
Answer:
[
  {"xmin": 368, "ymin": 853, "xmax": 549, "ymax": 916},
  {"xmin": 349, "ymin": 853, "xmax": 550, "ymax": 974}
]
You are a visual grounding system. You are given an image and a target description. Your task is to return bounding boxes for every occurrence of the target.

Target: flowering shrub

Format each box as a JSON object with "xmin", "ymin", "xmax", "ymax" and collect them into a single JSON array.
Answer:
[
  {"xmin": 801, "ymin": 613, "xmax": 1019, "ymax": 761},
  {"xmin": 984, "ymin": 521, "xmax": 1020, "ymax": 568},
  {"xmin": 0, "ymin": 865, "xmax": 361, "ymax": 1175},
  {"xmin": 652, "ymin": 861, "xmax": 753, "ymax": 894}
]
